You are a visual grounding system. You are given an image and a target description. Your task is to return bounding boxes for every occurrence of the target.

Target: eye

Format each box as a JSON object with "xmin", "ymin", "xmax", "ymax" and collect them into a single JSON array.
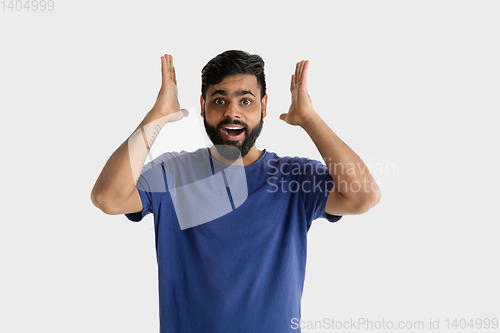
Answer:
[
  {"xmin": 214, "ymin": 98, "xmax": 225, "ymax": 105},
  {"xmin": 241, "ymin": 98, "xmax": 252, "ymax": 106}
]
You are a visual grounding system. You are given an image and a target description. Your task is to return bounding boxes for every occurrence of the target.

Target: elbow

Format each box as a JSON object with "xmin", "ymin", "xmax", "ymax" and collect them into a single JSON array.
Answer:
[
  {"xmin": 351, "ymin": 190, "xmax": 382, "ymax": 215},
  {"xmin": 91, "ymin": 190, "xmax": 107, "ymax": 213},
  {"xmin": 90, "ymin": 188, "xmax": 101, "ymax": 209},
  {"xmin": 91, "ymin": 189, "xmax": 121, "ymax": 215},
  {"xmin": 370, "ymin": 189, "xmax": 382, "ymax": 209},
  {"xmin": 365, "ymin": 190, "xmax": 382, "ymax": 213}
]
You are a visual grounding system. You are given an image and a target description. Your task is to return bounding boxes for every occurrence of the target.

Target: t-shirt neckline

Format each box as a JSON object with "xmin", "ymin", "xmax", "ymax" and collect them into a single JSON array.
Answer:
[{"xmin": 205, "ymin": 147, "xmax": 269, "ymax": 171}]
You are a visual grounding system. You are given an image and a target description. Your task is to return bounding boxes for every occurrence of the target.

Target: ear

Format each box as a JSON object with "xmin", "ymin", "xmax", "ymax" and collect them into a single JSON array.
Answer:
[
  {"xmin": 200, "ymin": 95, "xmax": 205, "ymax": 118},
  {"xmin": 261, "ymin": 94, "xmax": 268, "ymax": 118}
]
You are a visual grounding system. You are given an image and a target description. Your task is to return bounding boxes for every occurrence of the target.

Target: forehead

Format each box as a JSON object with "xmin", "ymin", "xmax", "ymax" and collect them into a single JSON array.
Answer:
[{"xmin": 207, "ymin": 74, "xmax": 260, "ymax": 96}]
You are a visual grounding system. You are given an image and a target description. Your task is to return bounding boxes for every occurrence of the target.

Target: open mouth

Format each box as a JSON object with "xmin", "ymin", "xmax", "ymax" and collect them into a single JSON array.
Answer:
[{"xmin": 222, "ymin": 125, "xmax": 245, "ymax": 140}]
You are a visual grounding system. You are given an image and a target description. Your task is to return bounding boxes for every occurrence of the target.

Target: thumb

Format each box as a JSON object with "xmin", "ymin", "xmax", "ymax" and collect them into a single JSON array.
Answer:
[
  {"xmin": 279, "ymin": 113, "xmax": 288, "ymax": 122},
  {"xmin": 166, "ymin": 108, "xmax": 190, "ymax": 123}
]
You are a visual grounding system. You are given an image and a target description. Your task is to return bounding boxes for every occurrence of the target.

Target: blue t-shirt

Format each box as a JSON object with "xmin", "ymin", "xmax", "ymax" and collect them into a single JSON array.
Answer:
[{"xmin": 126, "ymin": 148, "xmax": 341, "ymax": 332}]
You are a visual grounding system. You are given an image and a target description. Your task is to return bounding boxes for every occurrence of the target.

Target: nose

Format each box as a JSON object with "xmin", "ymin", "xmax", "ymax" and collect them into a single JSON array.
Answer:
[{"xmin": 223, "ymin": 101, "xmax": 241, "ymax": 119}]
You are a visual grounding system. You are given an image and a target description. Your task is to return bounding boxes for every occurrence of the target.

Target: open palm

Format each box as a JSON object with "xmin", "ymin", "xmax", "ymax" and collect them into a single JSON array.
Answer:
[
  {"xmin": 279, "ymin": 60, "xmax": 316, "ymax": 127},
  {"xmin": 154, "ymin": 54, "xmax": 182, "ymax": 117}
]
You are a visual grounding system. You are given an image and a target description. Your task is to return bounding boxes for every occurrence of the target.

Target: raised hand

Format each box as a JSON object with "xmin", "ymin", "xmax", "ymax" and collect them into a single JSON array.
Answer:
[
  {"xmin": 153, "ymin": 54, "xmax": 188, "ymax": 121},
  {"xmin": 279, "ymin": 60, "xmax": 316, "ymax": 127}
]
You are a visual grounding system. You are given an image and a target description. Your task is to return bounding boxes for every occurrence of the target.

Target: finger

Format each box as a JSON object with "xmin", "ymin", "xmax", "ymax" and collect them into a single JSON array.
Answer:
[
  {"xmin": 166, "ymin": 109, "xmax": 190, "ymax": 123},
  {"xmin": 167, "ymin": 54, "xmax": 173, "ymax": 80},
  {"xmin": 300, "ymin": 60, "xmax": 309, "ymax": 86},
  {"xmin": 299, "ymin": 60, "xmax": 306, "ymax": 81},
  {"xmin": 172, "ymin": 55, "xmax": 179, "ymax": 85},
  {"xmin": 161, "ymin": 55, "xmax": 167, "ymax": 82},
  {"xmin": 164, "ymin": 54, "xmax": 169, "ymax": 80},
  {"xmin": 279, "ymin": 113, "xmax": 288, "ymax": 121},
  {"xmin": 163, "ymin": 54, "xmax": 170, "ymax": 80},
  {"xmin": 295, "ymin": 62, "xmax": 300, "ymax": 84}
]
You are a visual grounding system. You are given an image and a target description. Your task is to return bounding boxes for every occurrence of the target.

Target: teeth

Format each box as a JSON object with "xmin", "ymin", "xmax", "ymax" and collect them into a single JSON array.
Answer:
[{"xmin": 224, "ymin": 127, "xmax": 243, "ymax": 136}]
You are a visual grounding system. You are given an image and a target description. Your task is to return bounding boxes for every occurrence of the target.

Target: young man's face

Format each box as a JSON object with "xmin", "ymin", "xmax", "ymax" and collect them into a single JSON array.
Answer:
[{"xmin": 200, "ymin": 74, "xmax": 268, "ymax": 160}]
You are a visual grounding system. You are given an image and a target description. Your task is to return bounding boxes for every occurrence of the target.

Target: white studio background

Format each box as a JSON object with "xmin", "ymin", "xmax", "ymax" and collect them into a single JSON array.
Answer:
[{"xmin": 1, "ymin": 1, "xmax": 499, "ymax": 332}]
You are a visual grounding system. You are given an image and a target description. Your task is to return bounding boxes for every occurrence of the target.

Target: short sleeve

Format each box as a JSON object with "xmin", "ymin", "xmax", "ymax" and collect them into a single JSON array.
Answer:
[
  {"xmin": 124, "ymin": 158, "xmax": 168, "ymax": 222},
  {"xmin": 300, "ymin": 158, "xmax": 342, "ymax": 227}
]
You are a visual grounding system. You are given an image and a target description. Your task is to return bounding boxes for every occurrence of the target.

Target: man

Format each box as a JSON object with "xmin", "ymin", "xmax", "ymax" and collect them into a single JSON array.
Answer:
[{"xmin": 91, "ymin": 50, "xmax": 381, "ymax": 332}]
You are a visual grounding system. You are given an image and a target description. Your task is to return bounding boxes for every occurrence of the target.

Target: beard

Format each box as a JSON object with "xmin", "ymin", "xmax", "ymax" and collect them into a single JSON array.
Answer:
[{"xmin": 203, "ymin": 110, "xmax": 264, "ymax": 161}]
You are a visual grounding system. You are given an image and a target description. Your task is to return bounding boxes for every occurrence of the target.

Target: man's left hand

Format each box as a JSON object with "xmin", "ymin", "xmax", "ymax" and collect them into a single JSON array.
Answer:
[{"xmin": 280, "ymin": 60, "xmax": 317, "ymax": 127}]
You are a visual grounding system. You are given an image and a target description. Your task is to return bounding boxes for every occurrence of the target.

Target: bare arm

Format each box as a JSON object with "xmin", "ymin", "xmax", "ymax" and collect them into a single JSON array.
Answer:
[
  {"xmin": 91, "ymin": 54, "xmax": 188, "ymax": 215},
  {"xmin": 280, "ymin": 60, "xmax": 381, "ymax": 215}
]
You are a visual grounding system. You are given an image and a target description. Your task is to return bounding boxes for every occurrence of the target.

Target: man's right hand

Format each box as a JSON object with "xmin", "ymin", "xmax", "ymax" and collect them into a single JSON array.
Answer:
[
  {"xmin": 91, "ymin": 53, "xmax": 188, "ymax": 215},
  {"xmin": 152, "ymin": 54, "xmax": 189, "ymax": 121}
]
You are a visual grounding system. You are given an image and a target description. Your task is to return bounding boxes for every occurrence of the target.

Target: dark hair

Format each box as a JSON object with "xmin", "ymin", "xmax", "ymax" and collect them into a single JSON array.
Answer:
[{"xmin": 201, "ymin": 50, "xmax": 266, "ymax": 100}]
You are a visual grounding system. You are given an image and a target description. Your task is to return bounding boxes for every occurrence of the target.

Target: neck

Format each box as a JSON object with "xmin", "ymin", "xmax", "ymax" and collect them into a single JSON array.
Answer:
[{"xmin": 209, "ymin": 145, "xmax": 264, "ymax": 167}]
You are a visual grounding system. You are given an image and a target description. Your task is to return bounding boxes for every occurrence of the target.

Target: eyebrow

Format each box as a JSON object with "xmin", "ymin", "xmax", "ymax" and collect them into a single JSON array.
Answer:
[{"xmin": 211, "ymin": 90, "xmax": 256, "ymax": 98}]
